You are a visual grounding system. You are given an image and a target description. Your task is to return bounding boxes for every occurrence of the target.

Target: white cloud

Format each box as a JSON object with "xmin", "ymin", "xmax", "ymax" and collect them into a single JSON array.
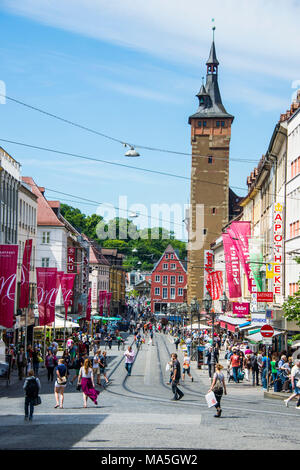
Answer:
[{"xmin": 3, "ymin": 0, "xmax": 300, "ymax": 80}]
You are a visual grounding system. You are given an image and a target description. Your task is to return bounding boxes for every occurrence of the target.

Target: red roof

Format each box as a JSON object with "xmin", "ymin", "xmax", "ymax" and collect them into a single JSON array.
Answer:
[{"xmin": 22, "ymin": 177, "xmax": 64, "ymax": 227}]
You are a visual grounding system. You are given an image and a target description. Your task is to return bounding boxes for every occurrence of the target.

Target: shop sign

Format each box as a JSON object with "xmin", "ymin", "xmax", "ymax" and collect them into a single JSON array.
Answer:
[{"xmin": 273, "ymin": 202, "xmax": 284, "ymax": 296}]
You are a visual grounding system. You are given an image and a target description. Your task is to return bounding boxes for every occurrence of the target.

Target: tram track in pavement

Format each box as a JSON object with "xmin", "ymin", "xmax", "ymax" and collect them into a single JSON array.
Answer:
[
  {"xmin": 158, "ymin": 333, "xmax": 297, "ymax": 410},
  {"xmin": 103, "ymin": 333, "xmax": 296, "ymax": 416}
]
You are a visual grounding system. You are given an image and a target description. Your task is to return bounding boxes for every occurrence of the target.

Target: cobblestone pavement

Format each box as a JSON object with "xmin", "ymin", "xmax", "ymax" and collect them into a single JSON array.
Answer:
[{"xmin": 0, "ymin": 333, "xmax": 299, "ymax": 450}]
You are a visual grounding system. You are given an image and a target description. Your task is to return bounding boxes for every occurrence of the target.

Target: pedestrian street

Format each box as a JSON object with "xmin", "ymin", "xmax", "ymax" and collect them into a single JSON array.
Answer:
[{"xmin": 0, "ymin": 332, "xmax": 300, "ymax": 450}]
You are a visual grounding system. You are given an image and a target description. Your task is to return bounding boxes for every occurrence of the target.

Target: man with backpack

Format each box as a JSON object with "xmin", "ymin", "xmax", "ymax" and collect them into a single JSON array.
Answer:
[{"xmin": 23, "ymin": 370, "xmax": 41, "ymax": 421}]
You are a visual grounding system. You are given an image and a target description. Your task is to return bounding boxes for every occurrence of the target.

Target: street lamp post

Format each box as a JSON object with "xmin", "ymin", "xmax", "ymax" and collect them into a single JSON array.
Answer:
[{"xmin": 203, "ymin": 292, "xmax": 213, "ymax": 374}]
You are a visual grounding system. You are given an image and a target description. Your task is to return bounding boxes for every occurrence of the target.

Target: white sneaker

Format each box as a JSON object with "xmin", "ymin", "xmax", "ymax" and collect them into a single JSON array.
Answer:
[
  {"xmin": 295, "ymin": 406, "xmax": 300, "ymax": 410},
  {"xmin": 284, "ymin": 399, "xmax": 289, "ymax": 407}
]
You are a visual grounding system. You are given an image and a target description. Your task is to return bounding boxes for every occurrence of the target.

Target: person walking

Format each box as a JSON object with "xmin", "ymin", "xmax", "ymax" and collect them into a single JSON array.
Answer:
[
  {"xmin": 284, "ymin": 359, "xmax": 300, "ymax": 408},
  {"xmin": 54, "ymin": 358, "xmax": 67, "ymax": 409},
  {"xmin": 124, "ymin": 346, "xmax": 135, "ymax": 376},
  {"xmin": 208, "ymin": 363, "xmax": 227, "ymax": 418},
  {"xmin": 93, "ymin": 349, "xmax": 101, "ymax": 386},
  {"xmin": 182, "ymin": 352, "xmax": 194, "ymax": 382},
  {"xmin": 99, "ymin": 351, "xmax": 109, "ymax": 386},
  {"xmin": 250, "ymin": 352, "xmax": 260, "ymax": 386},
  {"xmin": 170, "ymin": 353, "xmax": 184, "ymax": 401},
  {"xmin": 45, "ymin": 349, "xmax": 57, "ymax": 382},
  {"xmin": 78, "ymin": 358, "xmax": 100, "ymax": 408},
  {"xmin": 230, "ymin": 349, "xmax": 241, "ymax": 383},
  {"xmin": 148, "ymin": 330, "xmax": 154, "ymax": 346},
  {"xmin": 23, "ymin": 370, "xmax": 41, "ymax": 421},
  {"xmin": 17, "ymin": 347, "xmax": 27, "ymax": 380},
  {"xmin": 31, "ymin": 347, "xmax": 41, "ymax": 377}
]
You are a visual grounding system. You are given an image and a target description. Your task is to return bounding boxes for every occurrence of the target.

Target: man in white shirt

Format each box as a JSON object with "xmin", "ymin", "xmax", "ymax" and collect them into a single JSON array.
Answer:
[{"xmin": 284, "ymin": 359, "xmax": 300, "ymax": 408}]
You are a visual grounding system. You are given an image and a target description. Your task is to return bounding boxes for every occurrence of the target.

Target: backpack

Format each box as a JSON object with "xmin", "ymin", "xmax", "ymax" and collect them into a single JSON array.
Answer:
[{"xmin": 25, "ymin": 377, "xmax": 39, "ymax": 398}]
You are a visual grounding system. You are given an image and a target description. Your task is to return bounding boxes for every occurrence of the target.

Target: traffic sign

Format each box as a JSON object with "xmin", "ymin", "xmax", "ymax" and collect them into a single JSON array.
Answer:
[{"xmin": 260, "ymin": 324, "xmax": 274, "ymax": 338}]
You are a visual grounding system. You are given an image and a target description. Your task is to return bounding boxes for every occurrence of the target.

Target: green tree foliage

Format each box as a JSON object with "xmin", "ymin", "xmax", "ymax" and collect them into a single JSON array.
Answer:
[
  {"xmin": 60, "ymin": 204, "xmax": 187, "ymax": 271},
  {"xmin": 283, "ymin": 257, "xmax": 300, "ymax": 325}
]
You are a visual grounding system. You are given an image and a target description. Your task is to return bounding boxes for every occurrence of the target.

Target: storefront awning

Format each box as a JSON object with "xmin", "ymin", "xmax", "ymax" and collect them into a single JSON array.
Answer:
[{"xmin": 245, "ymin": 329, "xmax": 284, "ymax": 343}]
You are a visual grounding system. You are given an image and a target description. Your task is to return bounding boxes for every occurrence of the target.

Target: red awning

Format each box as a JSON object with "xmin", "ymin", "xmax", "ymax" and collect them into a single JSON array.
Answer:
[
  {"xmin": 227, "ymin": 323, "xmax": 236, "ymax": 333},
  {"xmin": 220, "ymin": 321, "xmax": 226, "ymax": 329}
]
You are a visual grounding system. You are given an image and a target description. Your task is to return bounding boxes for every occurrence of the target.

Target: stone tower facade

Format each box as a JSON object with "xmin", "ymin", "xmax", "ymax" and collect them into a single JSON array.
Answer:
[{"xmin": 187, "ymin": 40, "xmax": 234, "ymax": 304}]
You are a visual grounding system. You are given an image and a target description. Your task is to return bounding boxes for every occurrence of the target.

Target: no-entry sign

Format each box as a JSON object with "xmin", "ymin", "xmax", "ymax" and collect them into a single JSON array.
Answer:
[{"xmin": 260, "ymin": 324, "xmax": 274, "ymax": 338}]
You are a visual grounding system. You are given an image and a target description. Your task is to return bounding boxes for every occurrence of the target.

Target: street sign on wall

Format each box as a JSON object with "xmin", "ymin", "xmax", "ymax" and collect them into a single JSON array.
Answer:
[{"xmin": 257, "ymin": 292, "xmax": 273, "ymax": 303}]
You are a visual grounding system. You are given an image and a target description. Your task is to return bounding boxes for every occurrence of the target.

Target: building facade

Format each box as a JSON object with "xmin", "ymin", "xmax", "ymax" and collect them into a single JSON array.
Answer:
[
  {"xmin": 150, "ymin": 244, "xmax": 187, "ymax": 313},
  {"xmin": 0, "ymin": 147, "xmax": 20, "ymax": 244}
]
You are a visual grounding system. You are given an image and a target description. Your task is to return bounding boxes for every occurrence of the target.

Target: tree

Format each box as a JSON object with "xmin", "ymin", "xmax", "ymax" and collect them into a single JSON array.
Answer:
[{"xmin": 282, "ymin": 257, "xmax": 300, "ymax": 325}]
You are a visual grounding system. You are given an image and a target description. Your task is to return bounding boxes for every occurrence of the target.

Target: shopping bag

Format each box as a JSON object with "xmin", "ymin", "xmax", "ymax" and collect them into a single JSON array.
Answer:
[{"xmin": 205, "ymin": 391, "xmax": 217, "ymax": 408}]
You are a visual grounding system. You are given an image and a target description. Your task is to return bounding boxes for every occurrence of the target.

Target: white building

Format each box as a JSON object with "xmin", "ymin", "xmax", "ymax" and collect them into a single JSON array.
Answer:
[
  {"xmin": 22, "ymin": 177, "xmax": 87, "ymax": 317},
  {"xmin": 285, "ymin": 107, "xmax": 300, "ymax": 298},
  {"xmin": 0, "ymin": 147, "xmax": 20, "ymax": 244}
]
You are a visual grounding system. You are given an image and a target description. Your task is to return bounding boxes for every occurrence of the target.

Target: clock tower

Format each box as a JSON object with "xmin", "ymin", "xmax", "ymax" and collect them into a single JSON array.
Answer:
[{"xmin": 187, "ymin": 37, "xmax": 234, "ymax": 304}]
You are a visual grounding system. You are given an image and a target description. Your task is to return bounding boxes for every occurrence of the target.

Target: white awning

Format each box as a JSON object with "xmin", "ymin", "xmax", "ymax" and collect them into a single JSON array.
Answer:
[
  {"xmin": 185, "ymin": 323, "xmax": 212, "ymax": 330},
  {"xmin": 245, "ymin": 330, "xmax": 283, "ymax": 343},
  {"xmin": 218, "ymin": 315, "xmax": 250, "ymax": 326},
  {"xmin": 239, "ymin": 322, "xmax": 264, "ymax": 331}
]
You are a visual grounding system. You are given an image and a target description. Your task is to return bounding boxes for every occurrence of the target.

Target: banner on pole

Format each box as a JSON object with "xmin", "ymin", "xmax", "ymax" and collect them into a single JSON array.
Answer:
[
  {"xmin": 61, "ymin": 273, "xmax": 76, "ymax": 319},
  {"xmin": 228, "ymin": 222, "xmax": 256, "ymax": 294},
  {"xmin": 0, "ymin": 245, "xmax": 18, "ymax": 328},
  {"xmin": 86, "ymin": 288, "xmax": 92, "ymax": 322},
  {"xmin": 208, "ymin": 271, "xmax": 223, "ymax": 300},
  {"xmin": 222, "ymin": 233, "xmax": 241, "ymax": 299},
  {"xmin": 36, "ymin": 268, "xmax": 58, "ymax": 326},
  {"xmin": 19, "ymin": 239, "xmax": 32, "ymax": 309}
]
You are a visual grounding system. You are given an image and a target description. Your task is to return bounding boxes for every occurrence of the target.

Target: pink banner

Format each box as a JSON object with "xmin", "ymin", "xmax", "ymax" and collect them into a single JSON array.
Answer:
[
  {"xmin": 61, "ymin": 273, "xmax": 76, "ymax": 319},
  {"xmin": 232, "ymin": 302, "xmax": 250, "ymax": 317},
  {"xmin": 228, "ymin": 221, "xmax": 256, "ymax": 294},
  {"xmin": 36, "ymin": 268, "xmax": 58, "ymax": 326},
  {"xmin": 0, "ymin": 245, "xmax": 18, "ymax": 328},
  {"xmin": 99, "ymin": 290, "xmax": 107, "ymax": 315},
  {"xmin": 106, "ymin": 292, "xmax": 112, "ymax": 314},
  {"xmin": 222, "ymin": 233, "xmax": 242, "ymax": 299},
  {"xmin": 19, "ymin": 239, "xmax": 32, "ymax": 309},
  {"xmin": 208, "ymin": 271, "xmax": 223, "ymax": 300},
  {"xmin": 86, "ymin": 288, "xmax": 92, "ymax": 322}
]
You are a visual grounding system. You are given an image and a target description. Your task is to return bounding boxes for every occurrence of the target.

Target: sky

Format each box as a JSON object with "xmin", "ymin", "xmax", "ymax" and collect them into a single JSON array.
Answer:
[{"xmin": 0, "ymin": 0, "xmax": 299, "ymax": 242}]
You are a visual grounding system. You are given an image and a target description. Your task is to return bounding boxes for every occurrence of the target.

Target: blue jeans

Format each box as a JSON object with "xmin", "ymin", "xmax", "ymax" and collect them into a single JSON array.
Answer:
[
  {"xmin": 262, "ymin": 368, "xmax": 267, "ymax": 389},
  {"xmin": 125, "ymin": 363, "xmax": 133, "ymax": 376},
  {"xmin": 232, "ymin": 367, "xmax": 239, "ymax": 383}
]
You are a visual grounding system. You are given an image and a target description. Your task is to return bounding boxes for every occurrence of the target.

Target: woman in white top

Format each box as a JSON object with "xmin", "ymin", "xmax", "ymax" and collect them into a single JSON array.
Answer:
[
  {"xmin": 208, "ymin": 363, "xmax": 227, "ymax": 418},
  {"xmin": 78, "ymin": 358, "xmax": 100, "ymax": 408}
]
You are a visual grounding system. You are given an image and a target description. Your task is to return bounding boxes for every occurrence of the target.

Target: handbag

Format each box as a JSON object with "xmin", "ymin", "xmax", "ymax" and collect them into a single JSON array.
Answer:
[
  {"xmin": 76, "ymin": 383, "xmax": 82, "ymax": 391},
  {"xmin": 33, "ymin": 396, "xmax": 42, "ymax": 406},
  {"xmin": 212, "ymin": 373, "xmax": 223, "ymax": 393},
  {"xmin": 57, "ymin": 376, "xmax": 67, "ymax": 386}
]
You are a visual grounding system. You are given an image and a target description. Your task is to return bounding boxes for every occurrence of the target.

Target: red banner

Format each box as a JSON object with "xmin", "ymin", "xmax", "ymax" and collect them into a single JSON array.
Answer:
[
  {"xmin": 36, "ymin": 268, "xmax": 58, "ymax": 326},
  {"xmin": 19, "ymin": 239, "xmax": 32, "ymax": 309},
  {"xmin": 106, "ymin": 292, "xmax": 112, "ymax": 314},
  {"xmin": 208, "ymin": 271, "xmax": 223, "ymax": 300},
  {"xmin": 86, "ymin": 288, "xmax": 92, "ymax": 322},
  {"xmin": 257, "ymin": 292, "xmax": 274, "ymax": 303},
  {"xmin": 228, "ymin": 222, "xmax": 256, "ymax": 294},
  {"xmin": 0, "ymin": 245, "xmax": 18, "ymax": 328},
  {"xmin": 61, "ymin": 273, "xmax": 76, "ymax": 319},
  {"xmin": 222, "ymin": 233, "xmax": 241, "ymax": 299},
  {"xmin": 99, "ymin": 290, "xmax": 107, "ymax": 315}
]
